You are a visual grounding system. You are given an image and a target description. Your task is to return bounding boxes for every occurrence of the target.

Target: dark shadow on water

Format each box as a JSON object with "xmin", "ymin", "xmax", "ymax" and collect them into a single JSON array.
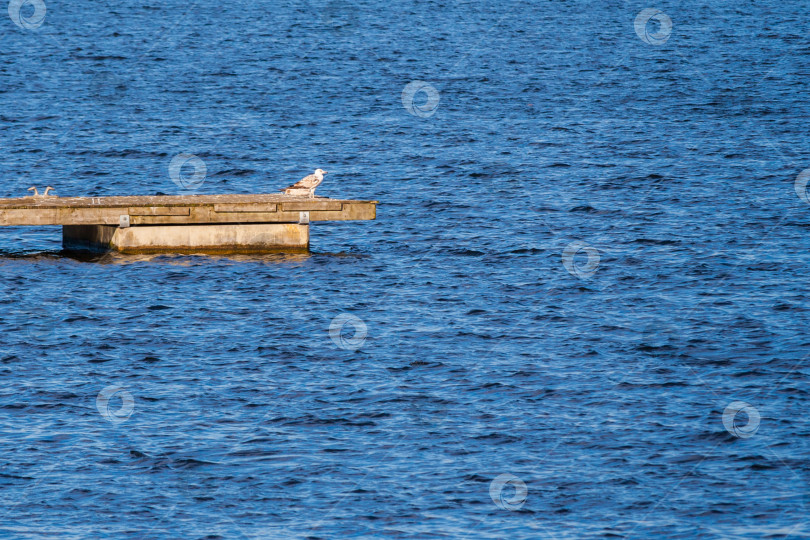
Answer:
[{"xmin": 0, "ymin": 248, "xmax": 369, "ymax": 265}]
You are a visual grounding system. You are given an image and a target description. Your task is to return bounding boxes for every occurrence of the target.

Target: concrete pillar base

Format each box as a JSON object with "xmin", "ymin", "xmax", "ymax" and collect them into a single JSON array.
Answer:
[{"xmin": 63, "ymin": 223, "xmax": 309, "ymax": 254}]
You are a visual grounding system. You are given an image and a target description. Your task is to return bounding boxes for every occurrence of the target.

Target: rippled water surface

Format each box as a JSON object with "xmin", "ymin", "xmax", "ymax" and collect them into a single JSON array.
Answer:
[{"xmin": 1, "ymin": 1, "xmax": 810, "ymax": 538}]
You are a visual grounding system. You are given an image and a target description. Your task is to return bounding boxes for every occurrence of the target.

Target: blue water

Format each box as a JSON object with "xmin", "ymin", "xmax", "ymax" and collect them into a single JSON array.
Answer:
[{"xmin": 1, "ymin": 0, "xmax": 809, "ymax": 538}]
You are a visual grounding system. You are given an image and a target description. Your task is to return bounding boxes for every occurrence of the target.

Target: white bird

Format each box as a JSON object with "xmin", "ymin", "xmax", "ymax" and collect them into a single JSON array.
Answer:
[
  {"xmin": 27, "ymin": 186, "xmax": 56, "ymax": 198},
  {"xmin": 283, "ymin": 169, "xmax": 327, "ymax": 198}
]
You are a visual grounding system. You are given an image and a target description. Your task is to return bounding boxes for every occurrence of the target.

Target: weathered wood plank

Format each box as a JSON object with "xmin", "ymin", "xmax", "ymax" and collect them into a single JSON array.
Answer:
[
  {"xmin": 128, "ymin": 207, "xmax": 191, "ymax": 216},
  {"xmin": 281, "ymin": 201, "xmax": 344, "ymax": 212},
  {"xmin": 214, "ymin": 203, "xmax": 278, "ymax": 213},
  {"xmin": 0, "ymin": 194, "xmax": 376, "ymax": 226}
]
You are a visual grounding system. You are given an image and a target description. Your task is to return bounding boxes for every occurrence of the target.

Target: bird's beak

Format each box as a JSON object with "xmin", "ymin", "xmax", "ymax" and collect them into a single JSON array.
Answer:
[{"xmin": 323, "ymin": 171, "xmax": 328, "ymax": 174}]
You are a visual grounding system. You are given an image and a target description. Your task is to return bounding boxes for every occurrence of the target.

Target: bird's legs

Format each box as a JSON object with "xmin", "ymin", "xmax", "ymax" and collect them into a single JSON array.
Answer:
[{"xmin": 26, "ymin": 186, "xmax": 56, "ymax": 198}]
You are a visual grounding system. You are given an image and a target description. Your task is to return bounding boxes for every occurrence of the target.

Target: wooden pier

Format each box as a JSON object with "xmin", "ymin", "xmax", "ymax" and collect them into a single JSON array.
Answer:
[{"xmin": 0, "ymin": 193, "xmax": 377, "ymax": 253}]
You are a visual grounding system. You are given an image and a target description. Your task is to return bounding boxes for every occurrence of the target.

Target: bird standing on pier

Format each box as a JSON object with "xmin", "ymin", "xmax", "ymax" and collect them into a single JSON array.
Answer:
[
  {"xmin": 27, "ymin": 186, "xmax": 56, "ymax": 198},
  {"xmin": 283, "ymin": 169, "xmax": 327, "ymax": 198}
]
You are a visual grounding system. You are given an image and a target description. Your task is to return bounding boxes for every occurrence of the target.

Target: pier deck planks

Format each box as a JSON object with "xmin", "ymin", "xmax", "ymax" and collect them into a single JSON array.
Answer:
[{"xmin": 0, "ymin": 194, "xmax": 377, "ymax": 226}]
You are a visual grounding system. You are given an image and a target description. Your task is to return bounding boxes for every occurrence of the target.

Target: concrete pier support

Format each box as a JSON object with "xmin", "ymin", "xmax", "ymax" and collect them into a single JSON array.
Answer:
[{"xmin": 63, "ymin": 223, "xmax": 309, "ymax": 254}]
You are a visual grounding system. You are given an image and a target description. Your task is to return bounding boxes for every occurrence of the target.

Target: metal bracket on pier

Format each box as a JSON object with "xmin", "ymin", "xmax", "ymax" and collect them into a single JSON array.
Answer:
[
  {"xmin": 119, "ymin": 215, "xmax": 131, "ymax": 228},
  {"xmin": 298, "ymin": 211, "xmax": 310, "ymax": 225}
]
